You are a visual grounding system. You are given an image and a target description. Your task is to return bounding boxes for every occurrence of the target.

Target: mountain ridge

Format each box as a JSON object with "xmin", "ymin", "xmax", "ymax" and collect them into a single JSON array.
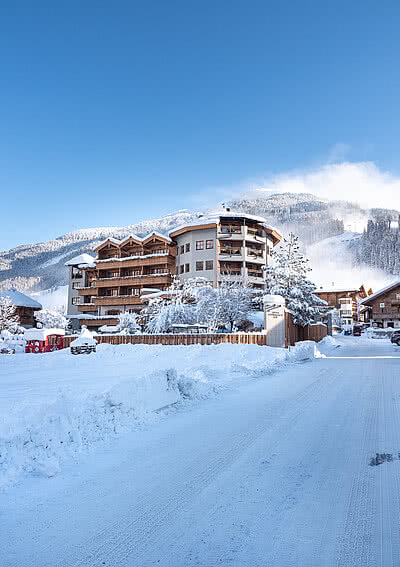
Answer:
[{"xmin": 0, "ymin": 192, "xmax": 398, "ymax": 293}]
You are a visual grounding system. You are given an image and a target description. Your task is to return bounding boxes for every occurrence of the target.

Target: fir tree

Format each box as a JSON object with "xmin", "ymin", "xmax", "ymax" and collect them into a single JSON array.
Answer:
[
  {"xmin": 0, "ymin": 297, "xmax": 19, "ymax": 332},
  {"xmin": 264, "ymin": 233, "xmax": 325, "ymax": 327}
]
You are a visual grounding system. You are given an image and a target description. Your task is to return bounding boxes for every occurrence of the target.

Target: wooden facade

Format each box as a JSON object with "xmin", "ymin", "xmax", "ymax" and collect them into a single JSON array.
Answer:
[
  {"xmin": 76, "ymin": 233, "xmax": 176, "ymax": 328},
  {"xmin": 361, "ymin": 282, "xmax": 400, "ymax": 328},
  {"xmin": 314, "ymin": 285, "xmax": 370, "ymax": 324},
  {"xmin": 16, "ymin": 306, "xmax": 40, "ymax": 327}
]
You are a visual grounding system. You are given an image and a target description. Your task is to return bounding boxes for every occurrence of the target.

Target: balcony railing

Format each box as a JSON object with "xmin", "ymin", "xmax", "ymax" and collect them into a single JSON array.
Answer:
[
  {"xmin": 219, "ymin": 248, "xmax": 242, "ymax": 256},
  {"xmin": 219, "ymin": 226, "xmax": 242, "ymax": 234}
]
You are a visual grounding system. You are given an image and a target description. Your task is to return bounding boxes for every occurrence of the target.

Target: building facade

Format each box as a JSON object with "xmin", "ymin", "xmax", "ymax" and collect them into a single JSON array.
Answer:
[
  {"xmin": 314, "ymin": 285, "xmax": 370, "ymax": 326},
  {"xmin": 65, "ymin": 254, "xmax": 96, "ymax": 317},
  {"xmin": 170, "ymin": 212, "xmax": 281, "ymax": 290},
  {"xmin": 66, "ymin": 233, "xmax": 176, "ymax": 330},
  {"xmin": 360, "ymin": 281, "xmax": 400, "ymax": 328}
]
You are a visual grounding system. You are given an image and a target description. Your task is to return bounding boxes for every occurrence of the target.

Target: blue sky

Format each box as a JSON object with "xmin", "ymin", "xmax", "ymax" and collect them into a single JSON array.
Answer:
[{"xmin": 1, "ymin": 0, "xmax": 399, "ymax": 249}]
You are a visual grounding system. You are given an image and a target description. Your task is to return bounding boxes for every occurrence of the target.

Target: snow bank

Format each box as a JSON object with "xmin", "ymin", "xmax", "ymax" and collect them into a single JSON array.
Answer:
[{"xmin": 0, "ymin": 341, "xmax": 321, "ymax": 490}]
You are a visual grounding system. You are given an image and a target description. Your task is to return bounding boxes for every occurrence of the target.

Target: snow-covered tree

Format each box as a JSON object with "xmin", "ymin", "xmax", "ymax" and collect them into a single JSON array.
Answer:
[
  {"xmin": 197, "ymin": 280, "xmax": 252, "ymax": 331},
  {"xmin": 0, "ymin": 297, "xmax": 19, "ymax": 332},
  {"xmin": 146, "ymin": 276, "xmax": 253, "ymax": 333},
  {"xmin": 35, "ymin": 308, "xmax": 68, "ymax": 329},
  {"xmin": 264, "ymin": 233, "xmax": 325, "ymax": 327},
  {"xmin": 116, "ymin": 312, "xmax": 140, "ymax": 334}
]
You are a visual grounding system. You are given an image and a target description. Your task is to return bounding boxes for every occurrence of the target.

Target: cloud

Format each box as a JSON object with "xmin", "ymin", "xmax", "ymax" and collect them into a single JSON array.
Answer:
[{"xmin": 252, "ymin": 162, "xmax": 400, "ymax": 211}]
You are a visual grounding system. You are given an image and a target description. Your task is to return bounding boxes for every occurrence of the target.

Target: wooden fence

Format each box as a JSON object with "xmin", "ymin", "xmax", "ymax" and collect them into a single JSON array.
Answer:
[
  {"xmin": 285, "ymin": 313, "xmax": 328, "ymax": 346},
  {"xmin": 63, "ymin": 318, "xmax": 327, "ymax": 349},
  {"xmin": 63, "ymin": 333, "xmax": 268, "ymax": 348}
]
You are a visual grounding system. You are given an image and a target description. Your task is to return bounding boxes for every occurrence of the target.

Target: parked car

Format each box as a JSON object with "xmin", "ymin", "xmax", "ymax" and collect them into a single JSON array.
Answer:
[{"xmin": 390, "ymin": 330, "xmax": 400, "ymax": 346}]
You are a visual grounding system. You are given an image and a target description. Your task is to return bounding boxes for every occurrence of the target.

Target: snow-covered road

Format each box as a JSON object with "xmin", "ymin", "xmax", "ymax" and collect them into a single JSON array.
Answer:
[{"xmin": 2, "ymin": 338, "xmax": 400, "ymax": 566}]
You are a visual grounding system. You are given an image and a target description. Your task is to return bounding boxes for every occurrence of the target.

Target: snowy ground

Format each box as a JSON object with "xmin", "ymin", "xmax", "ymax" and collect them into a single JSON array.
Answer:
[
  {"xmin": 1, "ymin": 336, "xmax": 400, "ymax": 566},
  {"xmin": 0, "ymin": 341, "xmax": 318, "ymax": 490}
]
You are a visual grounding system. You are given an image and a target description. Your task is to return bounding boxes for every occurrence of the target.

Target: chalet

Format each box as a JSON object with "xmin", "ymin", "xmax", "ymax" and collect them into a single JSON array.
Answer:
[
  {"xmin": 314, "ymin": 285, "xmax": 372, "ymax": 326},
  {"xmin": 360, "ymin": 280, "xmax": 400, "ymax": 328},
  {"xmin": 0, "ymin": 288, "xmax": 42, "ymax": 328},
  {"xmin": 66, "ymin": 232, "xmax": 176, "ymax": 331}
]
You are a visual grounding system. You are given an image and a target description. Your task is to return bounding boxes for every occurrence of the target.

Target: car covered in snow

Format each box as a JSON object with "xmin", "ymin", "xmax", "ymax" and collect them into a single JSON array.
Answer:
[{"xmin": 390, "ymin": 330, "xmax": 400, "ymax": 346}]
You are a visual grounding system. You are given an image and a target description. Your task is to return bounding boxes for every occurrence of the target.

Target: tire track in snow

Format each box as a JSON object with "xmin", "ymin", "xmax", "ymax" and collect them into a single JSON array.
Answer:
[
  {"xmin": 335, "ymin": 359, "xmax": 381, "ymax": 567},
  {"xmin": 56, "ymin": 366, "xmax": 335, "ymax": 567}
]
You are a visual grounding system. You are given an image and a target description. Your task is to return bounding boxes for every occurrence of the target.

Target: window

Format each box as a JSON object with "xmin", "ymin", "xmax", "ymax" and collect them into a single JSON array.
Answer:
[
  {"xmin": 185, "ymin": 263, "xmax": 190, "ymax": 272},
  {"xmin": 196, "ymin": 241, "xmax": 204, "ymax": 250},
  {"xmin": 205, "ymin": 260, "xmax": 213, "ymax": 270},
  {"xmin": 196, "ymin": 261, "xmax": 204, "ymax": 271},
  {"xmin": 176, "ymin": 267, "xmax": 179, "ymax": 275},
  {"xmin": 186, "ymin": 243, "xmax": 190, "ymax": 252},
  {"xmin": 180, "ymin": 245, "xmax": 185, "ymax": 254},
  {"xmin": 72, "ymin": 297, "xmax": 81, "ymax": 305},
  {"xmin": 72, "ymin": 282, "xmax": 81, "ymax": 289},
  {"xmin": 206, "ymin": 240, "xmax": 214, "ymax": 249},
  {"xmin": 107, "ymin": 310, "xmax": 120, "ymax": 316},
  {"xmin": 180, "ymin": 265, "xmax": 184, "ymax": 274}
]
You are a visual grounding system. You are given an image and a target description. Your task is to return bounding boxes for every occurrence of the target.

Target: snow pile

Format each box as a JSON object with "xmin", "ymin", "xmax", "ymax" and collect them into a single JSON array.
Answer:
[
  {"xmin": 0, "ymin": 331, "xmax": 25, "ymax": 354},
  {"xmin": 364, "ymin": 327, "xmax": 396, "ymax": 340},
  {"xmin": 318, "ymin": 335, "xmax": 340, "ymax": 349},
  {"xmin": 0, "ymin": 341, "xmax": 321, "ymax": 490},
  {"xmin": 70, "ymin": 327, "xmax": 97, "ymax": 347}
]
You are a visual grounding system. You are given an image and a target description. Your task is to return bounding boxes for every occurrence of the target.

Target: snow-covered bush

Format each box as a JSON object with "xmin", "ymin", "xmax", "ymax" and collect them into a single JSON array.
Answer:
[
  {"xmin": 264, "ymin": 233, "xmax": 326, "ymax": 327},
  {"xmin": 116, "ymin": 312, "xmax": 140, "ymax": 335},
  {"xmin": 0, "ymin": 297, "xmax": 19, "ymax": 333},
  {"xmin": 35, "ymin": 308, "xmax": 68, "ymax": 329}
]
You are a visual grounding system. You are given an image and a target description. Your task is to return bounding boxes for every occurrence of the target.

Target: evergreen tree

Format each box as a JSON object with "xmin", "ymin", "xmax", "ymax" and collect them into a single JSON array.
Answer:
[
  {"xmin": 264, "ymin": 233, "xmax": 325, "ymax": 327},
  {"xmin": 0, "ymin": 297, "xmax": 19, "ymax": 332}
]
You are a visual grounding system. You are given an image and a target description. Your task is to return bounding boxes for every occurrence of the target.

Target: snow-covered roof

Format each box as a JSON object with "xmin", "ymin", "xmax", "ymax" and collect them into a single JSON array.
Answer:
[
  {"xmin": 360, "ymin": 280, "xmax": 400, "ymax": 305},
  {"xmin": 0, "ymin": 288, "xmax": 42, "ymax": 310},
  {"xmin": 168, "ymin": 210, "xmax": 282, "ymax": 241},
  {"xmin": 25, "ymin": 328, "xmax": 65, "ymax": 341},
  {"xmin": 65, "ymin": 254, "xmax": 95, "ymax": 266},
  {"xmin": 96, "ymin": 231, "xmax": 172, "ymax": 251},
  {"xmin": 315, "ymin": 286, "xmax": 360, "ymax": 294}
]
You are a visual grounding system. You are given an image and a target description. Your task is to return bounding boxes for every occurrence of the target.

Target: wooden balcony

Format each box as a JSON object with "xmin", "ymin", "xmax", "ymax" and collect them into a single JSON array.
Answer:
[
  {"xmin": 371, "ymin": 312, "xmax": 400, "ymax": 319},
  {"xmin": 94, "ymin": 274, "xmax": 172, "ymax": 288},
  {"xmin": 95, "ymin": 254, "xmax": 172, "ymax": 270},
  {"xmin": 78, "ymin": 287, "xmax": 98, "ymax": 296},
  {"xmin": 77, "ymin": 304, "xmax": 98, "ymax": 312},
  {"xmin": 95, "ymin": 296, "xmax": 143, "ymax": 306},
  {"xmin": 81, "ymin": 317, "xmax": 119, "ymax": 327}
]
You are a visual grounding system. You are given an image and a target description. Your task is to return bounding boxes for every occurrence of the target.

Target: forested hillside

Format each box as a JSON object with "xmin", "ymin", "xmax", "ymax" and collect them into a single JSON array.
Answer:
[{"xmin": 354, "ymin": 218, "xmax": 400, "ymax": 276}]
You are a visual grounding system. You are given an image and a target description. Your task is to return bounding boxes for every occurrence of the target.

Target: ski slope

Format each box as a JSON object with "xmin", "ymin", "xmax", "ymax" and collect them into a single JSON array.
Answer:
[
  {"xmin": 307, "ymin": 232, "xmax": 392, "ymax": 290},
  {"xmin": 2, "ymin": 337, "xmax": 400, "ymax": 566}
]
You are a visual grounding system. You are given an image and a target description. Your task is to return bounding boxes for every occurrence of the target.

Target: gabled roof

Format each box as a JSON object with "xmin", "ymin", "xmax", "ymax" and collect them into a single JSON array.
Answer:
[
  {"xmin": 96, "ymin": 231, "xmax": 172, "ymax": 251},
  {"xmin": 65, "ymin": 253, "xmax": 95, "ymax": 266},
  {"xmin": 0, "ymin": 288, "xmax": 42, "ymax": 309},
  {"xmin": 95, "ymin": 238, "xmax": 121, "ymax": 251},
  {"xmin": 360, "ymin": 280, "xmax": 400, "ymax": 305},
  {"xmin": 142, "ymin": 231, "xmax": 172, "ymax": 244},
  {"xmin": 120, "ymin": 234, "xmax": 143, "ymax": 246}
]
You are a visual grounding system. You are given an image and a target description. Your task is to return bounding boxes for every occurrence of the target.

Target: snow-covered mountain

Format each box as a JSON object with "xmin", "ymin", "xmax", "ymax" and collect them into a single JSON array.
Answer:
[{"xmin": 0, "ymin": 193, "xmax": 398, "ymax": 295}]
